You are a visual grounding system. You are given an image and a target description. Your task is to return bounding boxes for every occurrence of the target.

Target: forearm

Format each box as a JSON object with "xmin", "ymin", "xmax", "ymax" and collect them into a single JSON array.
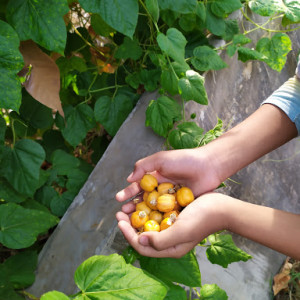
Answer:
[
  {"xmin": 202, "ymin": 104, "xmax": 297, "ymax": 183},
  {"xmin": 224, "ymin": 197, "xmax": 300, "ymax": 260}
]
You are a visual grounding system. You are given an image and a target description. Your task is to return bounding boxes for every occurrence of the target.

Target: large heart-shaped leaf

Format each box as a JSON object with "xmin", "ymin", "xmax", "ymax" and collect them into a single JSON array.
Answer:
[
  {"xmin": 94, "ymin": 91, "xmax": 134, "ymax": 136},
  {"xmin": 158, "ymin": 0, "xmax": 197, "ymax": 14},
  {"xmin": 6, "ymin": 0, "xmax": 69, "ymax": 53},
  {"xmin": 199, "ymin": 284, "xmax": 228, "ymax": 300},
  {"xmin": 168, "ymin": 122, "xmax": 204, "ymax": 149},
  {"xmin": 74, "ymin": 254, "xmax": 168, "ymax": 299},
  {"xmin": 157, "ymin": 28, "xmax": 187, "ymax": 63},
  {"xmin": 248, "ymin": 0, "xmax": 286, "ymax": 17},
  {"xmin": 191, "ymin": 46, "xmax": 227, "ymax": 71},
  {"xmin": 0, "ymin": 250, "xmax": 37, "ymax": 289},
  {"xmin": 178, "ymin": 70, "xmax": 208, "ymax": 105},
  {"xmin": 0, "ymin": 20, "xmax": 24, "ymax": 112},
  {"xmin": 211, "ymin": 0, "xmax": 242, "ymax": 18},
  {"xmin": 256, "ymin": 33, "xmax": 292, "ymax": 72},
  {"xmin": 0, "ymin": 139, "xmax": 45, "ymax": 196},
  {"xmin": 206, "ymin": 234, "xmax": 252, "ymax": 268},
  {"xmin": 0, "ymin": 203, "xmax": 58, "ymax": 249},
  {"xmin": 62, "ymin": 103, "xmax": 96, "ymax": 148},
  {"xmin": 139, "ymin": 250, "xmax": 201, "ymax": 287},
  {"xmin": 145, "ymin": 96, "xmax": 181, "ymax": 138},
  {"xmin": 0, "ymin": 177, "xmax": 26, "ymax": 203},
  {"xmin": 79, "ymin": 0, "xmax": 138, "ymax": 38}
]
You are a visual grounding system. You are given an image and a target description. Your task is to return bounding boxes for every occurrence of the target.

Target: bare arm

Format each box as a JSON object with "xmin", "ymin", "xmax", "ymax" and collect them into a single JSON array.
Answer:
[{"xmin": 204, "ymin": 103, "xmax": 298, "ymax": 185}]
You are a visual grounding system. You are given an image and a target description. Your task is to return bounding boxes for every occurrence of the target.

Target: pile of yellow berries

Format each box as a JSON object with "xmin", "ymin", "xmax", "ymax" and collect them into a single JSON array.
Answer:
[{"xmin": 130, "ymin": 174, "xmax": 195, "ymax": 232}]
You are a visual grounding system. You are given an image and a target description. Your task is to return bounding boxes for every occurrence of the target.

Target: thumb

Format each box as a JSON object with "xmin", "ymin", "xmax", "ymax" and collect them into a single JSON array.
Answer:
[{"xmin": 138, "ymin": 220, "xmax": 192, "ymax": 251}]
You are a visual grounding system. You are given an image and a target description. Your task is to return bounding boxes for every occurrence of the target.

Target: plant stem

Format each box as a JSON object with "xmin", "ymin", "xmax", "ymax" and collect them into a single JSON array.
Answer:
[
  {"xmin": 138, "ymin": 0, "xmax": 160, "ymax": 33},
  {"xmin": 89, "ymin": 85, "xmax": 125, "ymax": 94},
  {"xmin": 19, "ymin": 291, "xmax": 39, "ymax": 300}
]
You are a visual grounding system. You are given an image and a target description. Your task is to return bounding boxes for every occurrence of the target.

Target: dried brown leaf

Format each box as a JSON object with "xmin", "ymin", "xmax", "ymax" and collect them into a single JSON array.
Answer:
[
  {"xmin": 273, "ymin": 273, "xmax": 291, "ymax": 296},
  {"xmin": 19, "ymin": 40, "xmax": 64, "ymax": 117}
]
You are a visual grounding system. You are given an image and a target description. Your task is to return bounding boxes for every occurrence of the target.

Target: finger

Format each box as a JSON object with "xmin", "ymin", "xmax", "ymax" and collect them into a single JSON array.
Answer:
[
  {"xmin": 117, "ymin": 220, "xmax": 196, "ymax": 258},
  {"xmin": 127, "ymin": 152, "xmax": 164, "ymax": 182},
  {"xmin": 116, "ymin": 211, "xmax": 130, "ymax": 223},
  {"xmin": 116, "ymin": 181, "xmax": 141, "ymax": 202},
  {"xmin": 121, "ymin": 201, "xmax": 136, "ymax": 214},
  {"xmin": 138, "ymin": 219, "xmax": 194, "ymax": 251}
]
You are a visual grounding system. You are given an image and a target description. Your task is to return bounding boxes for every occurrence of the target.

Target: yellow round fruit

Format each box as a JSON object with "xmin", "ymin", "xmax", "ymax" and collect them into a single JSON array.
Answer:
[
  {"xmin": 176, "ymin": 187, "xmax": 194, "ymax": 207},
  {"xmin": 144, "ymin": 220, "xmax": 160, "ymax": 232},
  {"xmin": 146, "ymin": 190, "xmax": 159, "ymax": 210},
  {"xmin": 157, "ymin": 194, "xmax": 176, "ymax": 212},
  {"xmin": 131, "ymin": 211, "xmax": 149, "ymax": 228},
  {"xmin": 140, "ymin": 174, "xmax": 158, "ymax": 192},
  {"xmin": 149, "ymin": 210, "xmax": 163, "ymax": 224},
  {"xmin": 160, "ymin": 217, "xmax": 174, "ymax": 231},
  {"xmin": 136, "ymin": 201, "xmax": 152, "ymax": 215},
  {"xmin": 157, "ymin": 182, "xmax": 174, "ymax": 195}
]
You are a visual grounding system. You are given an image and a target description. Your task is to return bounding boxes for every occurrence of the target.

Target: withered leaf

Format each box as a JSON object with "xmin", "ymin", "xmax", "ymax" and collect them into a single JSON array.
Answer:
[{"xmin": 19, "ymin": 40, "xmax": 64, "ymax": 117}]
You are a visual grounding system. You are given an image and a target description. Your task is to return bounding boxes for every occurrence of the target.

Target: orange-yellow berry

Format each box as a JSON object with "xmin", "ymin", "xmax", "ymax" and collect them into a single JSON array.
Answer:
[
  {"xmin": 144, "ymin": 220, "xmax": 160, "ymax": 232},
  {"xmin": 157, "ymin": 194, "xmax": 176, "ymax": 212},
  {"xmin": 176, "ymin": 187, "xmax": 194, "ymax": 207},
  {"xmin": 131, "ymin": 211, "xmax": 149, "ymax": 228},
  {"xmin": 140, "ymin": 174, "xmax": 158, "ymax": 192}
]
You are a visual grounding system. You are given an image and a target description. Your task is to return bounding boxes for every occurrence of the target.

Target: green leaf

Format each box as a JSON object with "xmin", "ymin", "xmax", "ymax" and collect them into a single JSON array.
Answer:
[
  {"xmin": 0, "ymin": 177, "xmax": 26, "ymax": 203},
  {"xmin": 0, "ymin": 203, "xmax": 58, "ymax": 249},
  {"xmin": 157, "ymin": 28, "xmax": 187, "ymax": 63},
  {"xmin": 178, "ymin": 70, "xmax": 208, "ymax": 105},
  {"xmin": 115, "ymin": 37, "xmax": 142, "ymax": 60},
  {"xmin": 168, "ymin": 122, "xmax": 204, "ymax": 149},
  {"xmin": 221, "ymin": 19, "xmax": 240, "ymax": 41},
  {"xmin": 0, "ymin": 115, "xmax": 5, "ymax": 160},
  {"xmin": 199, "ymin": 284, "xmax": 228, "ymax": 300},
  {"xmin": 233, "ymin": 34, "xmax": 252, "ymax": 46},
  {"xmin": 74, "ymin": 254, "xmax": 168, "ymax": 300},
  {"xmin": 50, "ymin": 190, "xmax": 75, "ymax": 217},
  {"xmin": 191, "ymin": 46, "xmax": 227, "ymax": 71},
  {"xmin": 91, "ymin": 13, "xmax": 115, "ymax": 37},
  {"xmin": 0, "ymin": 139, "xmax": 45, "ymax": 196},
  {"xmin": 237, "ymin": 47, "xmax": 267, "ymax": 63},
  {"xmin": 206, "ymin": 234, "xmax": 252, "ymax": 268},
  {"xmin": 158, "ymin": 0, "xmax": 197, "ymax": 14},
  {"xmin": 41, "ymin": 129, "xmax": 69, "ymax": 162},
  {"xmin": 256, "ymin": 33, "xmax": 292, "ymax": 72},
  {"xmin": 40, "ymin": 291, "xmax": 70, "ymax": 300},
  {"xmin": 56, "ymin": 56, "xmax": 88, "ymax": 77},
  {"xmin": 66, "ymin": 169, "xmax": 89, "ymax": 194},
  {"xmin": 205, "ymin": 4, "xmax": 226, "ymax": 36},
  {"xmin": 146, "ymin": 0, "xmax": 159, "ymax": 22},
  {"xmin": 211, "ymin": 0, "xmax": 242, "ymax": 18},
  {"xmin": 62, "ymin": 103, "xmax": 96, "ymax": 148},
  {"xmin": 0, "ymin": 20, "xmax": 24, "ymax": 112},
  {"xmin": 94, "ymin": 91, "xmax": 134, "ymax": 137},
  {"xmin": 139, "ymin": 250, "xmax": 201, "ymax": 287},
  {"xmin": 248, "ymin": 0, "xmax": 286, "ymax": 17},
  {"xmin": 145, "ymin": 96, "xmax": 181, "ymax": 138},
  {"xmin": 179, "ymin": 13, "xmax": 197, "ymax": 32},
  {"xmin": 20, "ymin": 92, "xmax": 54, "ymax": 130},
  {"xmin": 0, "ymin": 251, "xmax": 37, "ymax": 289},
  {"xmin": 283, "ymin": 1, "xmax": 300, "ymax": 23},
  {"xmin": 79, "ymin": 0, "xmax": 138, "ymax": 38},
  {"xmin": 164, "ymin": 281, "xmax": 187, "ymax": 300},
  {"xmin": 200, "ymin": 118, "xmax": 224, "ymax": 146},
  {"xmin": 35, "ymin": 185, "xmax": 59, "ymax": 208},
  {"xmin": 161, "ymin": 66, "xmax": 179, "ymax": 95},
  {"xmin": 51, "ymin": 149, "xmax": 80, "ymax": 176},
  {"xmin": 6, "ymin": 0, "xmax": 69, "ymax": 54}
]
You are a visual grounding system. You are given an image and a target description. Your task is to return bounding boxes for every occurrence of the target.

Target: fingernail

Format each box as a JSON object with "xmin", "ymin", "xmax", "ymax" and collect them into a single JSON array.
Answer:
[{"xmin": 139, "ymin": 235, "xmax": 149, "ymax": 246}]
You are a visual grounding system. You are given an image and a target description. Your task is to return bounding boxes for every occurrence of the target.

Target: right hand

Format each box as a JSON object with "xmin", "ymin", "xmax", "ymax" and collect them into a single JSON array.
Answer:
[{"xmin": 116, "ymin": 148, "xmax": 222, "ymax": 210}]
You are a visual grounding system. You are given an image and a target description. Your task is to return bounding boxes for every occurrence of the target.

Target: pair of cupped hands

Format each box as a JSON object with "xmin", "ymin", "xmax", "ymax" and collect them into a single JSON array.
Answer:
[{"xmin": 115, "ymin": 148, "xmax": 230, "ymax": 258}]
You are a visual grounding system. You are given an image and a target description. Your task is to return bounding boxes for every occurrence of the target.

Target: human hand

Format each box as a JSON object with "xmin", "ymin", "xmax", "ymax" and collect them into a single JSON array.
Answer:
[
  {"xmin": 116, "ymin": 193, "xmax": 230, "ymax": 258},
  {"xmin": 115, "ymin": 148, "xmax": 221, "ymax": 205}
]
